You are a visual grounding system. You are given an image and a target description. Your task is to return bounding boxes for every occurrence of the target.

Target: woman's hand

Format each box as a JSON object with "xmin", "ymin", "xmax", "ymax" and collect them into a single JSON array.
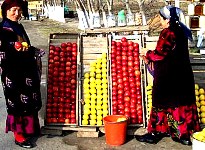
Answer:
[{"xmin": 141, "ymin": 55, "xmax": 149, "ymax": 65}]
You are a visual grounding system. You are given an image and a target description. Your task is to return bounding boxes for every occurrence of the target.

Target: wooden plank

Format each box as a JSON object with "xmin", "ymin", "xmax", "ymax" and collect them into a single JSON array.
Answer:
[
  {"xmin": 83, "ymin": 48, "xmax": 108, "ymax": 54},
  {"xmin": 50, "ymin": 33, "xmax": 78, "ymax": 39},
  {"xmin": 85, "ymin": 25, "xmax": 149, "ymax": 33},
  {"xmin": 50, "ymin": 39, "xmax": 77, "ymax": 44},
  {"xmin": 77, "ymin": 131, "xmax": 99, "ymax": 137},
  {"xmin": 43, "ymin": 125, "xmax": 97, "ymax": 132}
]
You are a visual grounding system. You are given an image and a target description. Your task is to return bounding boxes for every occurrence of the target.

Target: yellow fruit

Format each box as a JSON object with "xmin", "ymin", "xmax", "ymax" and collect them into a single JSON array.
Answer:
[
  {"xmin": 102, "ymin": 98, "xmax": 108, "ymax": 103},
  {"xmin": 117, "ymin": 117, "xmax": 127, "ymax": 122},
  {"xmin": 22, "ymin": 42, "xmax": 28, "ymax": 48},
  {"xmin": 200, "ymin": 100, "xmax": 205, "ymax": 106},
  {"xmin": 103, "ymin": 109, "xmax": 109, "ymax": 116},
  {"xmin": 97, "ymin": 115, "xmax": 103, "ymax": 121},
  {"xmin": 102, "ymin": 83, "xmax": 108, "ymax": 89},
  {"xmin": 90, "ymin": 88, "xmax": 96, "ymax": 94},
  {"xmin": 103, "ymin": 94, "xmax": 108, "ymax": 99},
  {"xmin": 90, "ymin": 120, "xmax": 96, "ymax": 125},
  {"xmin": 147, "ymin": 99, "xmax": 152, "ymax": 104},
  {"xmin": 84, "ymin": 94, "xmax": 91, "ymax": 99},
  {"xmin": 102, "ymin": 89, "xmax": 107, "ymax": 94},
  {"xmin": 196, "ymin": 101, "xmax": 200, "ymax": 108},
  {"xmin": 84, "ymin": 88, "xmax": 90, "ymax": 94},
  {"xmin": 96, "ymin": 68, "xmax": 101, "ymax": 74},
  {"xmin": 102, "ymin": 104, "xmax": 108, "ymax": 110},
  {"xmin": 96, "ymin": 74, "xmax": 102, "ymax": 79},
  {"xmin": 147, "ymin": 91, "xmax": 152, "ymax": 95},
  {"xmin": 90, "ymin": 72, "xmax": 95, "ymax": 77},
  {"xmin": 201, "ymin": 112, "xmax": 205, "ymax": 118},
  {"xmin": 84, "ymin": 73, "xmax": 90, "ymax": 78},
  {"xmin": 102, "ymin": 68, "xmax": 107, "ymax": 73},
  {"xmin": 96, "ymin": 84, "xmax": 102, "ymax": 89},
  {"xmin": 97, "ymin": 110, "xmax": 103, "ymax": 115},
  {"xmin": 96, "ymin": 62, "xmax": 102, "ymax": 68},
  {"xmin": 97, "ymin": 90, "xmax": 102, "ymax": 95},
  {"xmin": 196, "ymin": 96, "xmax": 199, "ymax": 102},
  {"xmin": 102, "ymin": 78, "xmax": 107, "ymax": 83},
  {"xmin": 146, "ymin": 85, "xmax": 152, "ymax": 90},
  {"xmin": 195, "ymin": 90, "xmax": 199, "ymax": 96},
  {"xmin": 95, "ymin": 79, "xmax": 102, "ymax": 85},
  {"xmin": 90, "ymin": 100, "xmax": 96, "ymax": 105},
  {"xmin": 101, "ymin": 63, "xmax": 107, "ymax": 68},
  {"xmin": 90, "ymin": 114, "xmax": 97, "ymax": 120},
  {"xmin": 84, "ymin": 103, "xmax": 91, "ymax": 109},
  {"xmin": 199, "ymin": 88, "xmax": 205, "ymax": 95},
  {"xmin": 82, "ymin": 119, "xmax": 88, "ymax": 125},
  {"xmin": 201, "ymin": 106, "xmax": 205, "ymax": 112},
  {"xmin": 200, "ymin": 95, "xmax": 205, "ymax": 101},
  {"xmin": 97, "ymin": 101, "xmax": 103, "ymax": 106},
  {"xmin": 84, "ymin": 98, "xmax": 91, "ymax": 104},
  {"xmin": 147, "ymin": 95, "xmax": 152, "ymax": 99},
  {"xmin": 84, "ymin": 109, "xmax": 91, "ymax": 115},
  {"xmin": 97, "ymin": 120, "xmax": 103, "ymax": 126},
  {"xmin": 97, "ymin": 94, "xmax": 102, "ymax": 100},
  {"xmin": 83, "ymin": 83, "xmax": 89, "ymax": 89},
  {"xmin": 84, "ymin": 78, "xmax": 89, "ymax": 83},
  {"xmin": 195, "ymin": 84, "xmax": 199, "ymax": 90},
  {"xmin": 201, "ymin": 118, "xmax": 205, "ymax": 124},
  {"xmin": 96, "ymin": 105, "xmax": 102, "ymax": 110},
  {"xmin": 91, "ymin": 94, "xmax": 97, "ymax": 100},
  {"xmin": 83, "ymin": 114, "xmax": 89, "ymax": 120},
  {"xmin": 147, "ymin": 103, "xmax": 152, "ymax": 108},
  {"xmin": 102, "ymin": 73, "xmax": 107, "ymax": 78},
  {"xmin": 197, "ymin": 107, "xmax": 200, "ymax": 113}
]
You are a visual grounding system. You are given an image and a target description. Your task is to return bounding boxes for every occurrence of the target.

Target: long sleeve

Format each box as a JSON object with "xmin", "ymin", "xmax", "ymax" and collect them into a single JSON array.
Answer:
[{"xmin": 146, "ymin": 28, "xmax": 176, "ymax": 62}]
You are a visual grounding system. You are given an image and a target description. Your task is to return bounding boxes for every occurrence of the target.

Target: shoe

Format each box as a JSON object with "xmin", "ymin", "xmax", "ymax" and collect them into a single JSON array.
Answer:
[
  {"xmin": 15, "ymin": 140, "xmax": 33, "ymax": 148},
  {"xmin": 171, "ymin": 137, "xmax": 192, "ymax": 146},
  {"xmin": 180, "ymin": 138, "xmax": 192, "ymax": 145},
  {"xmin": 135, "ymin": 133, "xmax": 158, "ymax": 144}
]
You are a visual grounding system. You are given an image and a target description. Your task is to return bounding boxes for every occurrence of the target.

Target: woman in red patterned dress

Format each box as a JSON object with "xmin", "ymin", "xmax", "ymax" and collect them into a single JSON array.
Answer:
[
  {"xmin": 136, "ymin": 6, "xmax": 201, "ymax": 145},
  {"xmin": 0, "ymin": 0, "xmax": 44, "ymax": 148}
]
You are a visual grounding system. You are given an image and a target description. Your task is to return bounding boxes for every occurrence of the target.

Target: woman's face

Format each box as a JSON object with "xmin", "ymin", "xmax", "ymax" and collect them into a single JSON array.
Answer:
[
  {"xmin": 6, "ymin": 6, "xmax": 22, "ymax": 21},
  {"xmin": 160, "ymin": 16, "xmax": 169, "ymax": 29}
]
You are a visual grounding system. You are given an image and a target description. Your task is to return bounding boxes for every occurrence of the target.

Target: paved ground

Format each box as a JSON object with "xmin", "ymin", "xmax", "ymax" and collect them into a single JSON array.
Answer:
[{"xmin": 0, "ymin": 18, "xmax": 193, "ymax": 150}]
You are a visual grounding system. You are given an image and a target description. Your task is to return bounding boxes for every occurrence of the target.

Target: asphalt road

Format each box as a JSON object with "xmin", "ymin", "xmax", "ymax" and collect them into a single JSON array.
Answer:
[{"xmin": 0, "ymin": 19, "xmax": 193, "ymax": 150}]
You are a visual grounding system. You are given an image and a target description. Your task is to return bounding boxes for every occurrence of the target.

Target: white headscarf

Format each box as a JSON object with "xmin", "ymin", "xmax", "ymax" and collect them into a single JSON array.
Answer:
[{"xmin": 160, "ymin": 6, "xmax": 193, "ymax": 41}]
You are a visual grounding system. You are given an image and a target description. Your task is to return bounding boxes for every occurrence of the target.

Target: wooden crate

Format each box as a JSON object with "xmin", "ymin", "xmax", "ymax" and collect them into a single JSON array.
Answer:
[
  {"xmin": 110, "ymin": 34, "xmax": 145, "ymax": 127},
  {"xmin": 78, "ymin": 32, "xmax": 112, "ymax": 127},
  {"xmin": 45, "ymin": 33, "xmax": 79, "ymax": 127}
]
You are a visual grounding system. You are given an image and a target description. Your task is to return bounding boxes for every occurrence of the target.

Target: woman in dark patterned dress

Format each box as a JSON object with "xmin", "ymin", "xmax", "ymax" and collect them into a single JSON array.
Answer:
[
  {"xmin": 0, "ymin": 0, "xmax": 44, "ymax": 148},
  {"xmin": 136, "ymin": 6, "xmax": 201, "ymax": 145}
]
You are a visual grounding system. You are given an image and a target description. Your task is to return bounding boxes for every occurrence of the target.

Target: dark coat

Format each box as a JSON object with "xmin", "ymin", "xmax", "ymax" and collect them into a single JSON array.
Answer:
[
  {"xmin": 146, "ymin": 28, "xmax": 195, "ymax": 108},
  {"xmin": 0, "ymin": 18, "xmax": 42, "ymax": 116}
]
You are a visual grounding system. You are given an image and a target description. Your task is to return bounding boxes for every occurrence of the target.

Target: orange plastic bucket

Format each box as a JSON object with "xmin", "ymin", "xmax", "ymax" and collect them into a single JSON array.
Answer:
[{"xmin": 103, "ymin": 115, "xmax": 128, "ymax": 146}]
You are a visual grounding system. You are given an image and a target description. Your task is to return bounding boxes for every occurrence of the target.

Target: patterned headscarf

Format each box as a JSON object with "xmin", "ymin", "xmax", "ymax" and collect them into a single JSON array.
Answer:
[{"xmin": 159, "ymin": 5, "xmax": 193, "ymax": 41}]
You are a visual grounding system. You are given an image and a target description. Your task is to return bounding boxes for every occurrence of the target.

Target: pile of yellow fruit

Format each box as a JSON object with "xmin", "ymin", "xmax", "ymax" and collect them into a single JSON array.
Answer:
[
  {"xmin": 82, "ymin": 53, "xmax": 109, "ymax": 126},
  {"xmin": 193, "ymin": 128, "xmax": 205, "ymax": 143},
  {"xmin": 146, "ymin": 84, "xmax": 153, "ymax": 121},
  {"xmin": 195, "ymin": 84, "xmax": 205, "ymax": 124}
]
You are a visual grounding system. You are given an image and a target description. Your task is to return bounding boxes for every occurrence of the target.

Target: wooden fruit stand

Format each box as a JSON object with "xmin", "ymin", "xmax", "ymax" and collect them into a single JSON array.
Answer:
[{"xmin": 42, "ymin": 25, "xmax": 152, "ymax": 137}]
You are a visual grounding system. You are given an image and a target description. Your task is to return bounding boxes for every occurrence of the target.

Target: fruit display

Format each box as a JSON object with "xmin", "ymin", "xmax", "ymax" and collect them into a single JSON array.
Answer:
[
  {"xmin": 46, "ymin": 42, "xmax": 78, "ymax": 124},
  {"xmin": 111, "ymin": 37, "xmax": 143, "ymax": 124},
  {"xmin": 195, "ymin": 84, "xmax": 205, "ymax": 124},
  {"xmin": 82, "ymin": 53, "xmax": 109, "ymax": 126},
  {"xmin": 193, "ymin": 128, "xmax": 205, "ymax": 143},
  {"xmin": 146, "ymin": 84, "xmax": 152, "ymax": 121}
]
